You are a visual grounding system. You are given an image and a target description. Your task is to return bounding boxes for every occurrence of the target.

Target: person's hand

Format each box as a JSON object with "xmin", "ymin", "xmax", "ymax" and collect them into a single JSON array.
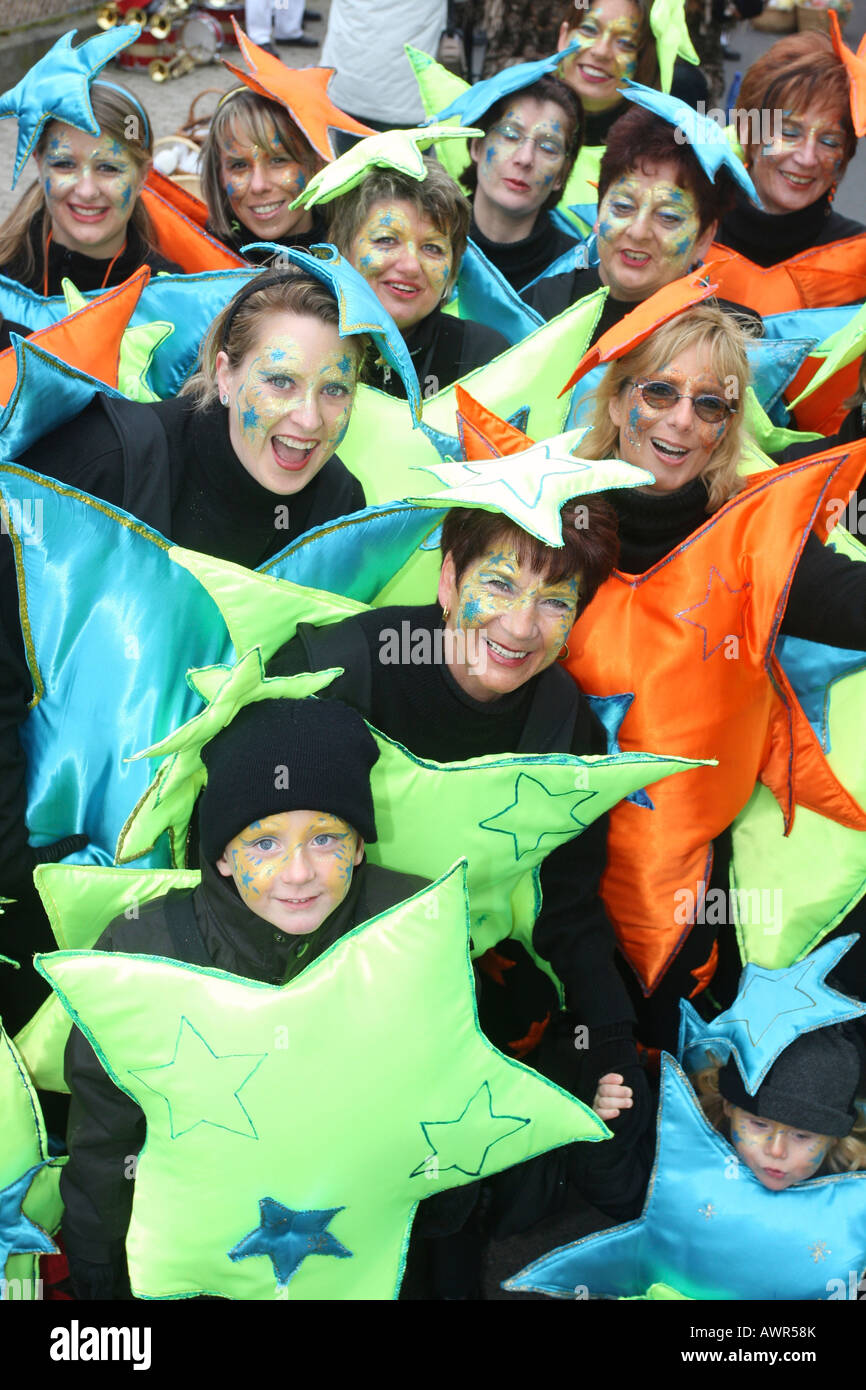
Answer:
[{"xmin": 592, "ymin": 1072, "xmax": 633, "ymax": 1120}]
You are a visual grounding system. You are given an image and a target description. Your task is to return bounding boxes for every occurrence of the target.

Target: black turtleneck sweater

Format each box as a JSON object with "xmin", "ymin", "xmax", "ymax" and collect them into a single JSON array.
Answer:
[
  {"xmin": 206, "ymin": 209, "xmax": 329, "ymax": 264},
  {"xmin": 0, "ymin": 210, "xmax": 181, "ymax": 349},
  {"xmin": 717, "ymin": 188, "xmax": 866, "ymax": 269},
  {"xmin": 60, "ymin": 854, "xmax": 427, "ymax": 1285},
  {"xmin": 469, "ymin": 211, "xmax": 580, "ymax": 293},
  {"xmin": 363, "ymin": 304, "xmax": 508, "ymax": 400}
]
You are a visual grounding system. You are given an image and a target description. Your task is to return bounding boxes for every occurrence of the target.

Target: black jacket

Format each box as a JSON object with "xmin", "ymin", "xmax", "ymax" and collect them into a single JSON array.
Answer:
[
  {"xmin": 204, "ymin": 210, "xmax": 330, "ymax": 264},
  {"xmin": 0, "ymin": 211, "xmax": 182, "ymax": 349},
  {"xmin": 0, "ymin": 395, "xmax": 364, "ymax": 1031},
  {"xmin": 61, "ymin": 856, "xmax": 427, "ymax": 1295},
  {"xmin": 364, "ymin": 306, "xmax": 508, "ymax": 400}
]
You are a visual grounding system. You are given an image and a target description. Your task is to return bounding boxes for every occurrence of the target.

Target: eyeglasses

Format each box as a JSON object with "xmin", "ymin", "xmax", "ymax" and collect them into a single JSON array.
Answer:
[
  {"xmin": 629, "ymin": 378, "xmax": 735, "ymax": 425},
  {"xmin": 490, "ymin": 122, "xmax": 566, "ymax": 162}
]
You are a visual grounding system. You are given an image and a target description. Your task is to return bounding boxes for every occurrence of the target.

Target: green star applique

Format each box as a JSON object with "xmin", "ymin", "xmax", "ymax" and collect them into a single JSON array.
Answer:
[
  {"xmin": 130, "ymin": 1017, "xmax": 266, "ymax": 1140},
  {"xmin": 479, "ymin": 774, "xmax": 597, "ymax": 859},
  {"xmin": 291, "ymin": 126, "xmax": 483, "ymax": 210}
]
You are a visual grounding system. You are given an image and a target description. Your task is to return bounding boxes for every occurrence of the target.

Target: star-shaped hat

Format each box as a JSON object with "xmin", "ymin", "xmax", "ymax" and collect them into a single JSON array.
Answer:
[
  {"xmin": 619, "ymin": 80, "xmax": 760, "ymax": 205},
  {"xmin": 678, "ymin": 935, "xmax": 866, "ymax": 1093},
  {"xmin": 649, "ymin": 0, "xmax": 700, "ymax": 94},
  {"xmin": 290, "ymin": 125, "xmax": 483, "ymax": 211},
  {"xmin": 424, "ymin": 39, "xmax": 583, "ymax": 127},
  {"xmin": 221, "ymin": 16, "xmax": 376, "ymax": 162},
  {"xmin": 0, "ymin": 25, "xmax": 142, "ymax": 187},
  {"xmin": 559, "ymin": 269, "xmax": 719, "ymax": 395},
  {"xmin": 829, "ymin": 10, "xmax": 866, "ymax": 138}
]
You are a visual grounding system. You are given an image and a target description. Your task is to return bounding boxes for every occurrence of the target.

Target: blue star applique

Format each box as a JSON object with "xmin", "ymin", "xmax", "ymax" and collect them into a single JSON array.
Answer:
[
  {"xmin": 129, "ymin": 1017, "xmax": 266, "ymax": 1139},
  {"xmin": 676, "ymin": 566, "xmax": 751, "ymax": 661},
  {"xmin": 678, "ymin": 935, "xmax": 866, "ymax": 1092},
  {"xmin": 0, "ymin": 26, "xmax": 142, "ymax": 187},
  {"xmin": 480, "ymin": 773, "xmax": 596, "ymax": 859},
  {"xmin": 505, "ymin": 1055, "xmax": 866, "ymax": 1301},
  {"xmin": 228, "ymin": 1199, "xmax": 351, "ymax": 1287},
  {"xmin": 585, "ymin": 691, "xmax": 654, "ymax": 809},
  {"xmin": 411, "ymin": 1081, "xmax": 529, "ymax": 1178},
  {"xmin": 0, "ymin": 1163, "xmax": 57, "ymax": 1272}
]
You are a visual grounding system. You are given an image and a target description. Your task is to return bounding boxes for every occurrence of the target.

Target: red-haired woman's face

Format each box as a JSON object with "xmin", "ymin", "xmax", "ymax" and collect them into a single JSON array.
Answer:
[
  {"xmin": 746, "ymin": 99, "xmax": 848, "ymax": 215},
  {"xmin": 557, "ymin": 0, "xmax": 642, "ymax": 114}
]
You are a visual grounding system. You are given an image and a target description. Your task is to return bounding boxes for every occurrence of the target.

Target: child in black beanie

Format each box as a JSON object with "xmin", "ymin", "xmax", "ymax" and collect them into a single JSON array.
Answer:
[{"xmin": 61, "ymin": 697, "xmax": 427, "ymax": 1298}]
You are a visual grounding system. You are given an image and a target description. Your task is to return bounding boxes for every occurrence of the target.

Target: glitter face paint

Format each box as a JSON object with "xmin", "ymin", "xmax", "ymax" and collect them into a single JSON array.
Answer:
[
  {"xmin": 471, "ymin": 96, "xmax": 569, "ymax": 230},
  {"xmin": 557, "ymin": 0, "xmax": 641, "ymax": 113},
  {"xmin": 219, "ymin": 115, "xmax": 314, "ymax": 240},
  {"xmin": 597, "ymin": 163, "xmax": 709, "ymax": 302},
  {"xmin": 35, "ymin": 122, "xmax": 143, "ymax": 259},
  {"xmin": 748, "ymin": 101, "xmax": 848, "ymax": 216},
  {"xmin": 437, "ymin": 543, "xmax": 579, "ymax": 702},
  {"xmin": 215, "ymin": 311, "xmax": 360, "ymax": 496},
  {"xmin": 725, "ymin": 1104, "xmax": 833, "ymax": 1190},
  {"xmin": 609, "ymin": 344, "xmax": 733, "ymax": 492},
  {"xmin": 349, "ymin": 200, "xmax": 453, "ymax": 330},
  {"xmin": 217, "ymin": 810, "xmax": 363, "ymax": 935}
]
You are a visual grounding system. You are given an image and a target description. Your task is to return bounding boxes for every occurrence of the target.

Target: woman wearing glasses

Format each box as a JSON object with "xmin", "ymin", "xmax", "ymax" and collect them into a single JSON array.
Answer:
[
  {"xmin": 717, "ymin": 32, "xmax": 863, "ymax": 272},
  {"xmin": 578, "ymin": 303, "xmax": 866, "ymax": 1039},
  {"xmin": 462, "ymin": 75, "xmax": 585, "ymax": 292}
]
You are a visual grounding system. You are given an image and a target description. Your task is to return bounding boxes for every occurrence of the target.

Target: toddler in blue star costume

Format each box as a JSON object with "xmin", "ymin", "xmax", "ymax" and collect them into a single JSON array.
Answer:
[{"xmin": 506, "ymin": 940, "xmax": 866, "ymax": 1300}]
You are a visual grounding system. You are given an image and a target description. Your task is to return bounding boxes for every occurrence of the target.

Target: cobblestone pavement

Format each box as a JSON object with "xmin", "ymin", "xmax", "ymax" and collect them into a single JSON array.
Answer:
[{"xmin": 0, "ymin": 2, "xmax": 865, "ymax": 229}]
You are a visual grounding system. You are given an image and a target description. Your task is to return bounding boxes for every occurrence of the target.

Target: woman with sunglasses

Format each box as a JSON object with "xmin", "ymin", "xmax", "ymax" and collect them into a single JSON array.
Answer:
[{"xmin": 579, "ymin": 304, "xmax": 866, "ymax": 1040}]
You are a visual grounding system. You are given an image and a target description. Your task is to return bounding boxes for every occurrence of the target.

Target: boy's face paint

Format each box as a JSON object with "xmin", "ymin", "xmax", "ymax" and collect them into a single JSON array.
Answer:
[
  {"xmin": 215, "ymin": 310, "xmax": 360, "ymax": 496},
  {"xmin": 219, "ymin": 116, "xmax": 315, "ymax": 239},
  {"xmin": 35, "ymin": 122, "xmax": 145, "ymax": 260},
  {"xmin": 557, "ymin": 0, "xmax": 641, "ymax": 113},
  {"xmin": 437, "ymin": 541, "xmax": 579, "ymax": 702},
  {"xmin": 609, "ymin": 344, "xmax": 732, "ymax": 493},
  {"xmin": 724, "ymin": 1103, "xmax": 833, "ymax": 1190},
  {"xmin": 596, "ymin": 161, "xmax": 712, "ymax": 302},
  {"xmin": 218, "ymin": 810, "xmax": 364, "ymax": 935},
  {"xmin": 349, "ymin": 199, "xmax": 453, "ymax": 330},
  {"xmin": 749, "ymin": 101, "xmax": 848, "ymax": 216},
  {"xmin": 471, "ymin": 96, "xmax": 569, "ymax": 225}
]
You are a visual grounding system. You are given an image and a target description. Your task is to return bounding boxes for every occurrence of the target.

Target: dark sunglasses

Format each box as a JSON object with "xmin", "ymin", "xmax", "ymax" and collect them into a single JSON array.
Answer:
[{"xmin": 630, "ymin": 378, "xmax": 736, "ymax": 426}]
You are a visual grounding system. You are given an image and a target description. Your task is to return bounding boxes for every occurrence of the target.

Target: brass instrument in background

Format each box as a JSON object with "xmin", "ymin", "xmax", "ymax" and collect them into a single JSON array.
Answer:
[
  {"xmin": 149, "ymin": 51, "xmax": 197, "ymax": 82},
  {"xmin": 124, "ymin": 6, "xmax": 148, "ymax": 24},
  {"xmin": 97, "ymin": 1, "xmax": 120, "ymax": 26},
  {"xmin": 149, "ymin": 1, "xmax": 191, "ymax": 40}
]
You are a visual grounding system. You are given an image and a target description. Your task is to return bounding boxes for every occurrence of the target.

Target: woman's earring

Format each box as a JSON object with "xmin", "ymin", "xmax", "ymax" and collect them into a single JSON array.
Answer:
[
  {"xmin": 221, "ymin": 393, "xmax": 229, "ymax": 406},
  {"xmin": 442, "ymin": 606, "xmax": 450, "ymax": 622},
  {"xmin": 557, "ymin": 643, "xmax": 570, "ymax": 662}
]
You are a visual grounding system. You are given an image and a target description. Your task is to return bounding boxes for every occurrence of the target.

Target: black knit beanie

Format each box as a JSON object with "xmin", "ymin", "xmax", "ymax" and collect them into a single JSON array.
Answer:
[
  {"xmin": 199, "ymin": 698, "xmax": 379, "ymax": 862},
  {"xmin": 718, "ymin": 1024, "xmax": 862, "ymax": 1138}
]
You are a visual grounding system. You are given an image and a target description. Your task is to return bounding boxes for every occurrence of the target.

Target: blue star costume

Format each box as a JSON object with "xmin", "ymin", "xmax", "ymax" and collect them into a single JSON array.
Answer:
[{"xmin": 506, "ymin": 941, "xmax": 866, "ymax": 1300}]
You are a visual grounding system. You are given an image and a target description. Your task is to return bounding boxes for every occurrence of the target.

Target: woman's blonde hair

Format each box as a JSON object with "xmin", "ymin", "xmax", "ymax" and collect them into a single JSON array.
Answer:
[
  {"xmin": 583, "ymin": 305, "xmax": 751, "ymax": 513},
  {"xmin": 180, "ymin": 267, "xmax": 366, "ymax": 408},
  {"xmin": 199, "ymin": 88, "xmax": 321, "ymax": 242},
  {"xmin": 0, "ymin": 82, "xmax": 155, "ymax": 281},
  {"xmin": 324, "ymin": 158, "xmax": 470, "ymax": 298},
  {"xmin": 692, "ymin": 1057, "xmax": 866, "ymax": 1174}
]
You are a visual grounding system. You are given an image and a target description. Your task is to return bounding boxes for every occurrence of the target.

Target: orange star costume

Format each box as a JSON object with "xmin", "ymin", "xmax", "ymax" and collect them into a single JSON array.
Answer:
[
  {"xmin": 0, "ymin": 265, "xmax": 147, "ymax": 401},
  {"xmin": 560, "ymin": 314, "xmax": 866, "ymax": 996}
]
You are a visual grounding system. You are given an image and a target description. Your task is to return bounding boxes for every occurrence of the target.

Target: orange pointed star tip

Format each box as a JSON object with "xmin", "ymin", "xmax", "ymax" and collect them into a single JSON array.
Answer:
[
  {"xmin": 688, "ymin": 939, "xmax": 718, "ymax": 997},
  {"xmin": 222, "ymin": 16, "xmax": 376, "ymax": 163},
  {"xmin": 558, "ymin": 271, "xmax": 720, "ymax": 397},
  {"xmin": 0, "ymin": 265, "xmax": 148, "ymax": 405},
  {"xmin": 454, "ymin": 383, "xmax": 535, "ymax": 460},
  {"xmin": 828, "ymin": 10, "xmax": 866, "ymax": 138}
]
